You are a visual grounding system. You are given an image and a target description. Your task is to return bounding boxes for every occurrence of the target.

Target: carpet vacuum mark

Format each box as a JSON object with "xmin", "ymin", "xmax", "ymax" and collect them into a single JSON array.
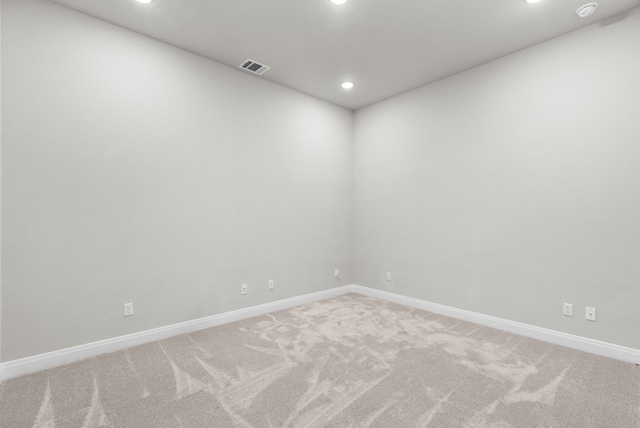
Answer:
[{"xmin": 1, "ymin": 293, "xmax": 639, "ymax": 427}]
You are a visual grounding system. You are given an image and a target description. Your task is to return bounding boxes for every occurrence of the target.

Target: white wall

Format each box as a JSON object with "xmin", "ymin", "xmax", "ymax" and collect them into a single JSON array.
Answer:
[
  {"xmin": 353, "ymin": 8, "xmax": 640, "ymax": 349},
  {"xmin": 1, "ymin": 0, "xmax": 353, "ymax": 361}
]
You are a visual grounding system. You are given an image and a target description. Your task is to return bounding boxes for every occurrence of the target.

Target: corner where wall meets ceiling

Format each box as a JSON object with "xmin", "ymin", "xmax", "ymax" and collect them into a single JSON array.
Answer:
[{"xmin": 48, "ymin": 0, "xmax": 640, "ymax": 109}]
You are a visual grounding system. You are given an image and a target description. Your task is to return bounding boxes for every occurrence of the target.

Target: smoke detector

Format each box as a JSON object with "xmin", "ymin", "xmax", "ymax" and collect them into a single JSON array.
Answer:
[
  {"xmin": 576, "ymin": 2, "xmax": 598, "ymax": 18},
  {"xmin": 239, "ymin": 59, "xmax": 270, "ymax": 76}
]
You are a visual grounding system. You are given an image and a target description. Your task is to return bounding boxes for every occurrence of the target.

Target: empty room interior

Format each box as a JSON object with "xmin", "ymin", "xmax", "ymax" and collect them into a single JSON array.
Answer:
[{"xmin": 1, "ymin": 0, "xmax": 640, "ymax": 426}]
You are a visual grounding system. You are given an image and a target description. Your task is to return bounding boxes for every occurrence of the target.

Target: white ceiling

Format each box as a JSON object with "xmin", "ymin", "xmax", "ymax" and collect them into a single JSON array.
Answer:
[{"xmin": 49, "ymin": 0, "xmax": 640, "ymax": 110}]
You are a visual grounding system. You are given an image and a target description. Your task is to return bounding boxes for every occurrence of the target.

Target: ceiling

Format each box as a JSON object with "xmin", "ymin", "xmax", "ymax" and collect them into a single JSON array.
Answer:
[{"xmin": 49, "ymin": 0, "xmax": 640, "ymax": 110}]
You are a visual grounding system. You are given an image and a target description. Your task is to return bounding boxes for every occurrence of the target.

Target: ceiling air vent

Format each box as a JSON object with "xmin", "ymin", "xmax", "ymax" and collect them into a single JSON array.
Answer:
[{"xmin": 239, "ymin": 59, "xmax": 270, "ymax": 76}]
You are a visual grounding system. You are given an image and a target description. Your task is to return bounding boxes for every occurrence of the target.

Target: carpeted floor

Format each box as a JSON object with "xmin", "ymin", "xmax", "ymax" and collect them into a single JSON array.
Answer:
[{"xmin": 1, "ymin": 293, "xmax": 639, "ymax": 427}]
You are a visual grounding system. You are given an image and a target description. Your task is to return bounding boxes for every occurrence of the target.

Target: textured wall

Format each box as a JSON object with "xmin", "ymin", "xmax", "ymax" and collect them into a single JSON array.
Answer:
[
  {"xmin": 2, "ymin": 0, "xmax": 353, "ymax": 361},
  {"xmin": 353, "ymin": 9, "xmax": 640, "ymax": 349}
]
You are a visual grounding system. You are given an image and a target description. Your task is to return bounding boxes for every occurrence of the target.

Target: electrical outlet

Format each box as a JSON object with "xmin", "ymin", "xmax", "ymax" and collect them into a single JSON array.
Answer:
[
  {"xmin": 386, "ymin": 272, "xmax": 392, "ymax": 281},
  {"xmin": 241, "ymin": 284, "xmax": 248, "ymax": 295},
  {"xmin": 124, "ymin": 302, "xmax": 133, "ymax": 317},
  {"xmin": 585, "ymin": 307, "xmax": 596, "ymax": 321},
  {"xmin": 334, "ymin": 268, "xmax": 340, "ymax": 278},
  {"xmin": 268, "ymin": 279, "xmax": 274, "ymax": 290},
  {"xmin": 563, "ymin": 303, "xmax": 573, "ymax": 317}
]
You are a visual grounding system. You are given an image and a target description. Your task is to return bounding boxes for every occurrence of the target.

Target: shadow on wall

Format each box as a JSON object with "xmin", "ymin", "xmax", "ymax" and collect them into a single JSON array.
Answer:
[{"xmin": 598, "ymin": 7, "xmax": 638, "ymax": 27}]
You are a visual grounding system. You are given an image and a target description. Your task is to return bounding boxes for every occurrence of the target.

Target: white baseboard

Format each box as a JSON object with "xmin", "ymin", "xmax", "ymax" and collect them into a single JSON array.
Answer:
[
  {"xmin": 2, "ymin": 283, "xmax": 638, "ymax": 381},
  {"xmin": 351, "ymin": 284, "xmax": 640, "ymax": 365},
  {"xmin": 0, "ymin": 285, "xmax": 353, "ymax": 381}
]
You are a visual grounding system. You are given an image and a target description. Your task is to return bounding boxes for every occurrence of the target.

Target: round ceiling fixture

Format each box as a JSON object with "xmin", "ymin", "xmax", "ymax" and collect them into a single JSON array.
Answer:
[
  {"xmin": 331, "ymin": 0, "xmax": 348, "ymax": 4},
  {"xmin": 524, "ymin": 0, "xmax": 543, "ymax": 3},
  {"xmin": 576, "ymin": 2, "xmax": 598, "ymax": 18},
  {"xmin": 341, "ymin": 82, "xmax": 354, "ymax": 89},
  {"xmin": 137, "ymin": 0, "xmax": 154, "ymax": 3}
]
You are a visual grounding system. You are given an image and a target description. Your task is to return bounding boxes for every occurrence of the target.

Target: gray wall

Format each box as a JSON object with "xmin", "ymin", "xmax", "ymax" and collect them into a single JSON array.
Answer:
[
  {"xmin": 3, "ymin": 0, "xmax": 640, "ymax": 364},
  {"xmin": 353, "ymin": 9, "xmax": 640, "ymax": 349},
  {"xmin": 1, "ymin": 0, "xmax": 353, "ymax": 361},
  {"xmin": 0, "ymin": 0, "xmax": 3, "ymax": 366}
]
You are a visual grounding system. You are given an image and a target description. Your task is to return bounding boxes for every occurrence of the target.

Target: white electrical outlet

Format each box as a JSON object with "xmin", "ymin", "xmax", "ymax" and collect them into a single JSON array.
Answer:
[
  {"xmin": 585, "ymin": 307, "xmax": 596, "ymax": 321},
  {"xmin": 563, "ymin": 303, "xmax": 573, "ymax": 317},
  {"xmin": 241, "ymin": 284, "xmax": 248, "ymax": 295},
  {"xmin": 334, "ymin": 268, "xmax": 340, "ymax": 278},
  {"xmin": 268, "ymin": 279, "xmax": 274, "ymax": 290},
  {"xmin": 124, "ymin": 302, "xmax": 133, "ymax": 317},
  {"xmin": 386, "ymin": 272, "xmax": 392, "ymax": 281}
]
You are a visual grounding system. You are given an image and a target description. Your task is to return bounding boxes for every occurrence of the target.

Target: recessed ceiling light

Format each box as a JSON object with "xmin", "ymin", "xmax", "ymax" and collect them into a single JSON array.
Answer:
[
  {"xmin": 137, "ymin": 0, "xmax": 154, "ymax": 3},
  {"xmin": 524, "ymin": 0, "xmax": 543, "ymax": 3},
  {"xmin": 341, "ymin": 82, "xmax": 354, "ymax": 89},
  {"xmin": 331, "ymin": 0, "xmax": 348, "ymax": 5}
]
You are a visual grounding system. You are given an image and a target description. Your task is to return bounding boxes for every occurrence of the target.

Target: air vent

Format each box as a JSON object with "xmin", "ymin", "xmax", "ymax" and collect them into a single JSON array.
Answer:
[{"xmin": 239, "ymin": 59, "xmax": 271, "ymax": 76}]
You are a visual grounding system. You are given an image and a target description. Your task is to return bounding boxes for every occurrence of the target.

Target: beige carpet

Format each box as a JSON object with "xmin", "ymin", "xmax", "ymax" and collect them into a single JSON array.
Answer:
[{"xmin": 1, "ymin": 293, "xmax": 639, "ymax": 427}]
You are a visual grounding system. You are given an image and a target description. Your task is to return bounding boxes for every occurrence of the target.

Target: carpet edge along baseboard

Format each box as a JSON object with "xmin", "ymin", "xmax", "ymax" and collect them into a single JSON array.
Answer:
[{"xmin": 1, "ymin": 284, "xmax": 638, "ymax": 383}]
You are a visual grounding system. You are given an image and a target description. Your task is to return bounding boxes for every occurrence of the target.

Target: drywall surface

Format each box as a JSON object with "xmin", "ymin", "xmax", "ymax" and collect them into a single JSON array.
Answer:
[
  {"xmin": 0, "ymin": 0, "xmax": 4, "ymax": 367},
  {"xmin": 2, "ymin": 0, "xmax": 353, "ymax": 361},
  {"xmin": 353, "ymin": 8, "xmax": 640, "ymax": 349}
]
